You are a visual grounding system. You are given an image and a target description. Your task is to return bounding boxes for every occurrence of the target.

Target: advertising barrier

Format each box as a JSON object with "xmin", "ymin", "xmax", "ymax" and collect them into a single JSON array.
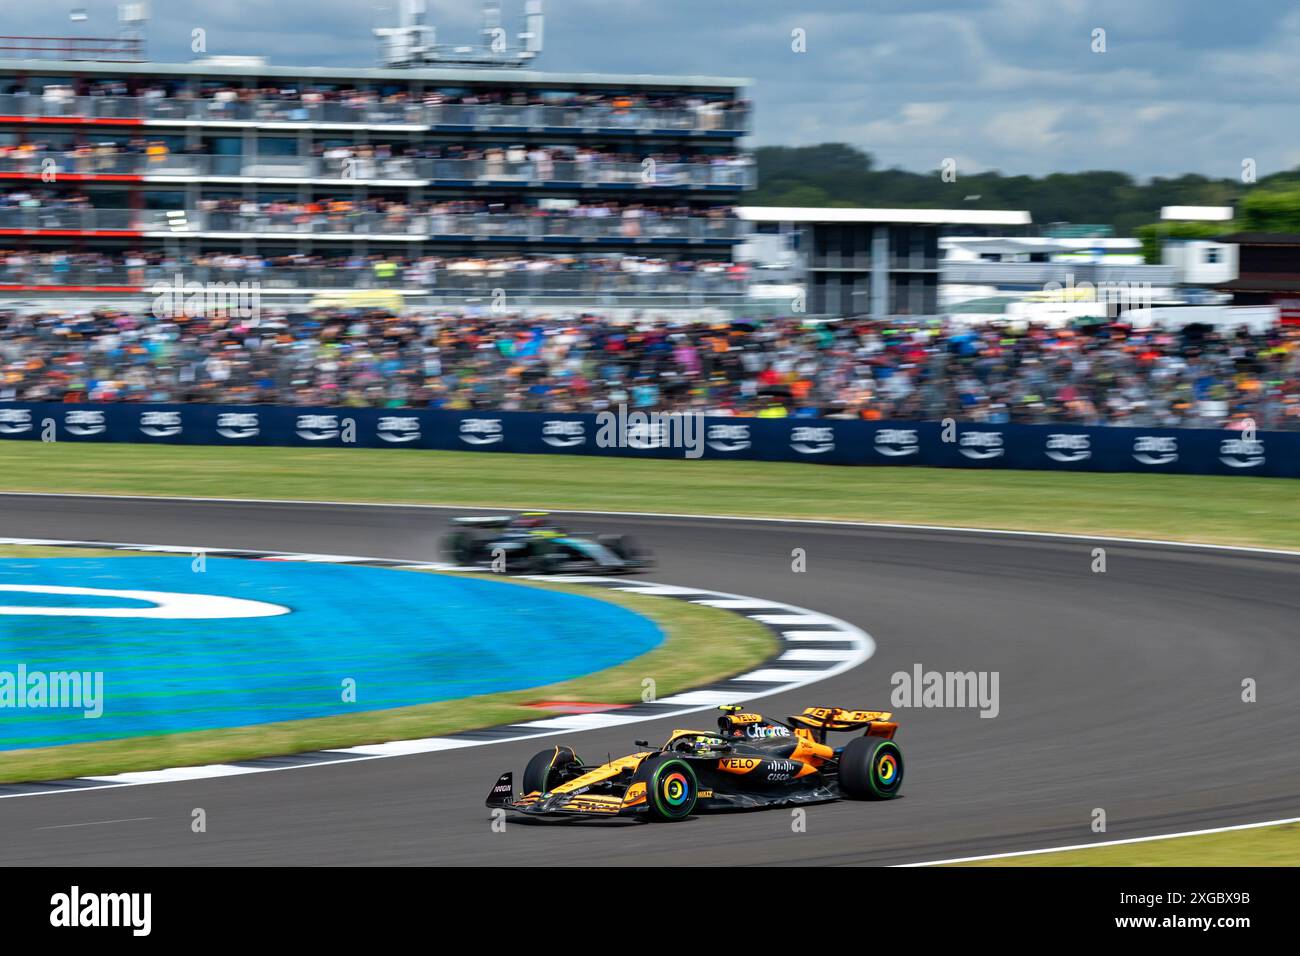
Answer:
[{"xmin": 0, "ymin": 403, "xmax": 1294, "ymax": 478}]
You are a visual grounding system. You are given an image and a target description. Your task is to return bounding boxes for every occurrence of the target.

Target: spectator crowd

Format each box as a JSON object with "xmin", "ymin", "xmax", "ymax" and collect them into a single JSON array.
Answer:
[{"xmin": 0, "ymin": 309, "xmax": 1296, "ymax": 430}]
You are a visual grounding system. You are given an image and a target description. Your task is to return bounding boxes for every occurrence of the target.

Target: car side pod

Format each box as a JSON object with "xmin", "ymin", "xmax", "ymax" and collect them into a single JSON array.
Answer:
[{"xmin": 486, "ymin": 771, "xmax": 514, "ymax": 808}]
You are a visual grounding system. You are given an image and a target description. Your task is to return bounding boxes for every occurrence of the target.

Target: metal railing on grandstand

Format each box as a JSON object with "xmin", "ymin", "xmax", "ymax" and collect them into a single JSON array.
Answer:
[
  {"xmin": 0, "ymin": 262, "xmax": 749, "ymax": 297},
  {"xmin": 0, "ymin": 207, "xmax": 142, "ymax": 231},
  {"xmin": 141, "ymin": 209, "xmax": 746, "ymax": 240},
  {"xmin": 0, "ymin": 152, "xmax": 754, "ymax": 187},
  {"xmin": 0, "ymin": 94, "xmax": 750, "ymax": 133},
  {"xmin": 940, "ymin": 261, "xmax": 1178, "ymax": 286}
]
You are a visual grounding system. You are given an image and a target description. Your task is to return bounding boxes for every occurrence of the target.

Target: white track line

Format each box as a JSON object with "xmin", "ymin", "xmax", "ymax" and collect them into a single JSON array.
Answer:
[
  {"xmin": 897, "ymin": 817, "xmax": 1300, "ymax": 866},
  {"xmin": 0, "ymin": 491, "xmax": 1295, "ymax": 558}
]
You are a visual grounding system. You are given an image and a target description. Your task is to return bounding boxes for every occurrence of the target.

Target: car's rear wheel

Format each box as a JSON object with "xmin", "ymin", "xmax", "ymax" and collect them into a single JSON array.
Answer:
[
  {"xmin": 522, "ymin": 745, "xmax": 582, "ymax": 795},
  {"xmin": 444, "ymin": 531, "xmax": 478, "ymax": 565},
  {"xmin": 642, "ymin": 756, "xmax": 698, "ymax": 822},
  {"xmin": 598, "ymin": 534, "xmax": 639, "ymax": 561},
  {"xmin": 839, "ymin": 736, "xmax": 904, "ymax": 800}
]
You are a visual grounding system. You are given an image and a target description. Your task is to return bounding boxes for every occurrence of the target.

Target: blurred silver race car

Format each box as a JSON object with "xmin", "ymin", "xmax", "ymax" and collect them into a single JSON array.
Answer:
[{"xmin": 443, "ymin": 512, "xmax": 652, "ymax": 574}]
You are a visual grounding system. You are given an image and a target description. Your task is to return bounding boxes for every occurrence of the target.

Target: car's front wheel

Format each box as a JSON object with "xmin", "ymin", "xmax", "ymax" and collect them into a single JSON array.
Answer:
[
  {"xmin": 522, "ymin": 745, "xmax": 582, "ymax": 794},
  {"xmin": 641, "ymin": 755, "xmax": 698, "ymax": 822},
  {"xmin": 839, "ymin": 735, "xmax": 904, "ymax": 800}
]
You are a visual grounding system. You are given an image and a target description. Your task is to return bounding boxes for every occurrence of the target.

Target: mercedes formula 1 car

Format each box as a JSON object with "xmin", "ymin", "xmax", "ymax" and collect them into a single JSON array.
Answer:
[
  {"xmin": 443, "ymin": 512, "xmax": 652, "ymax": 574},
  {"xmin": 484, "ymin": 704, "xmax": 903, "ymax": 821}
]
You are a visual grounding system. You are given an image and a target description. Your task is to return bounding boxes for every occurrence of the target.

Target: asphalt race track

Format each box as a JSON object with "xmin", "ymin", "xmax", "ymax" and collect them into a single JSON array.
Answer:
[{"xmin": 0, "ymin": 493, "xmax": 1296, "ymax": 866}]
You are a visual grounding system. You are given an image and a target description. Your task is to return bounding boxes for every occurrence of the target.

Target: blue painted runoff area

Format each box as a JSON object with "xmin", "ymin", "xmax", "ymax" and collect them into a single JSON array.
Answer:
[{"xmin": 0, "ymin": 557, "xmax": 663, "ymax": 750}]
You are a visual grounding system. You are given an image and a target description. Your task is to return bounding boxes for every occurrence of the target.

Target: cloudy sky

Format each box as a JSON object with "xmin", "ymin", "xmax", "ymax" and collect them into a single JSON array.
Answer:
[{"xmin": 22, "ymin": 0, "xmax": 1300, "ymax": 179}]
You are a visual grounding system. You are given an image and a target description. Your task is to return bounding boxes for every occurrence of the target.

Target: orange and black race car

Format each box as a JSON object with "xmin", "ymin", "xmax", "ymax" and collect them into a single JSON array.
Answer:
[{"xmin": 484, "ymin": 704, "xmax": 903, "ymax": 821}]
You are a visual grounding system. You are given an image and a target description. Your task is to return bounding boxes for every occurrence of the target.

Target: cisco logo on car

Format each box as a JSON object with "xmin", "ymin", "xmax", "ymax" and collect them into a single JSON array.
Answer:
[
  {"xmin": 216, "ymin": 412, "xmax": 260, "ymax": 440},
  {"xmin": 139, "ymin": 410, "xmax": 182, "ymax": 438},
  {"xmin": 1045, "ymin": 433, "xmax": 1091, "ymax": 462},
  {"xmin": 64, "ymin": 409, "xmax": 106, "ymax": 436},
  {"xmin": 541, "ymin": 420, "xmax": 585, "ymax": 448},
  {"xmin": 790, "ymin": 425, "xmax": 834, "ymax": 455},
  {"xmin": 460, "ymin": 418, "xmax": 503, "ymax": 445},
  {"xmin": 959, "ymin": 431, "xmax": 1004, "ymax": 460},
  {"xmin": 1133, "ymin": 435, "xmax": 1178, "ymax": 466},
  {"xmin": 706, "ymin": 423, "xmax": 751, "ymax": 453},
  {"xmin": 296, "ymin": 414, "xmax": 341, "ymax": 441},
  {"xmin": 378, "ymin": 416, "xmax": 421, "ymax": 443},
  {"xmin": 0, "ymin": 408, "xmax": 32, "ymax": 434},
  {"xmin": 1219, "ymin": 437, "xmax": 1265, "ymax": 469},
  {"xmin": 874, "ymin": 428, "xmax": 919, "ymax": 457}
]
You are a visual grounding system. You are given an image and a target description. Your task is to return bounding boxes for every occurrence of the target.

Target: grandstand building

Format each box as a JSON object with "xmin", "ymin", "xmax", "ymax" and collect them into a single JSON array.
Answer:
[{"xmin": 0, "ymin": 26, "xmax": 752, "ymax": 307}]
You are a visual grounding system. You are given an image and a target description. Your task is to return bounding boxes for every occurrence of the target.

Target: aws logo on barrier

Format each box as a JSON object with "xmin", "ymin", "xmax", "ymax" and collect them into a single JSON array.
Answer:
[
  {"xmin": 0, "ymin": 408, "xmax": 32, "ymax": 435},
  {"xmin": 874, "ymin": 428, "xmax": 919, "ymax": 458},
  {"xmin": 1133, "ymin": 435, "xmax": 1178, "ymax": 466},
  {"xmin": 1045, "ymin": 433, "xmax": 1091, "ymax": 463},
  {"xmin": 790, "ymin": 425, "xmax": 834, "ymax": 455},
  {"xmin": 64, "ymin": 409, "xmax": 106, "ymax": 436},
  {"xmin": 959, "ymin": 431, "xmax": 1004, "ymax": 460},
  {"xmin": 460, "ymin": 418, "xmax": 503, "ymax": 445},
  {"xmin": 139, "ymin": 411, "xmax": 182, "ymax": 438},
  {"xmin": 1219, "ymin": 436, "xmax": 1265, "ymax": 469},
  {"xmin": 541, "ymin": 420, "xmax": 585, "ymax": 448},
  {"xmin": 296, "ymin": 414, "xmax": 354, "ymax": 442},
  {"xmin": 706, "ymin": 423, "xmax": 751, "ymax": 453},
  {"xmin": 378, "ymin": 416, "xmax": 421, "ymax": 443},
  {"xmin": 216, "ymin": 412, "xmax": 260, "ymax": 440}
]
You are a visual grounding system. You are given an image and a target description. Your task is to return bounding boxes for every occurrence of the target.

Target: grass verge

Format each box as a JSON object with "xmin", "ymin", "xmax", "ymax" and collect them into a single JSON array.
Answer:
[
  {"xmin": 0, "ymin": 442, "xmax": 1296, "ymax": 550},
  {"xmin": 0, "ymin": 547, "xmax": 776, "ymax": 783},
  {"xmin": 947, "ymin": 822, "xmax": 1300, "ymax": 867}
]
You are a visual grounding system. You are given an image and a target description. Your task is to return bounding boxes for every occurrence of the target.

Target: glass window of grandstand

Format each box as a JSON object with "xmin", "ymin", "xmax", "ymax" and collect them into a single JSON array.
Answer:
[{"xmin": 257, "ymin": 138, "xmax": 300, "ymax": 157}]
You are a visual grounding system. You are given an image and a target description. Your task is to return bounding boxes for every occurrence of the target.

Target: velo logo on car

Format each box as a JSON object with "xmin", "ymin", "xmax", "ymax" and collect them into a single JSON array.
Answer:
[
  {"xmin": 874, "ymin": 428, "xmax": 919, "ymax": 457},
  {"xmin": 541, "ymin": 420, "xmax": 586, "ymax": 448},
  {"xmin": 1133, "ymin": 435, "xmax": 1178, "ymax": 466},
  {"xmin": 1045, "ymin": 433, "xmax": 1091, "ymax": 462},
  {"xmin": 789, "ymin": 425, "xmax": 834, "ymax": 455},
  {"xmin": 378, "ymin": 415, "xmax": 421, "ymax": 443},
  {"xmin": 216, "ymin": 412, "xmax": 260, "ymax": 439},
  {"xmin": 460, "ymin": 418, "xmax": 504, "ymax": 445},
  {"xmin": 139, "ymin": 410, "xmax": 182, "ymax": 438}
]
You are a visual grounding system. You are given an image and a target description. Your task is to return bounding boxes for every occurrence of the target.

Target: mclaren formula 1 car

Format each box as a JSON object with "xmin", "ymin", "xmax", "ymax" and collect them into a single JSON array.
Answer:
[
  {"xmin": 485, "ymin": 704, "xmax": 903, "ymax": 821},
  {"xmin": 443, "ymin": 512, "xmax": 651, "ymax": 574}
]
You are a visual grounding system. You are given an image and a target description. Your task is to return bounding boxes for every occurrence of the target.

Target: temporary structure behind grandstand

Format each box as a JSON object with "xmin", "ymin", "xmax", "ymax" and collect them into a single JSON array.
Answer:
[{"xmin": 375, "ymin": 0, "xmax": 543, "ymax": 69}]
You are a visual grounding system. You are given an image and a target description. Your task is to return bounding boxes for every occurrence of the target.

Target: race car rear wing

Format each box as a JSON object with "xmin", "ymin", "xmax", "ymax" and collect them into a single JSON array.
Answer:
[
  {"xmin": 453, "ymin": 516, "xmax": 514, "ymax": 528},
  {"xmin": 789, "ymin": 707, "xmax": 896, "ymax": 742}
]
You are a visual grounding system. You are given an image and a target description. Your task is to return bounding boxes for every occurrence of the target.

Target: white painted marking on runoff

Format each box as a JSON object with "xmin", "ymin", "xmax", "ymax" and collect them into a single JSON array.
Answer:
[
  {"xmin": 749, "ymin": 613, "xmax": 841, "ymax": 626},
  {"xmin": 732, "ymin": 668, "xmax": 826, "ymax": 683},
  {"xmin": 897, "ymin": 816, "xmax": 1300, "ymax": 867},
  {"xmin": 779, "ymin": 648, "xmax": 857, "ymax": 662},
  {"xmin": 0, "ymin": 584, "xmax": 289, "ymax": 619},
  {"xmin": 692, "ymin": 598, "xmax": 788, "ymax": 610},
  {"xmin": 782, "ymin": 631, "xmax": 859, "ymax": 642},
  {"xmin": 520, "ymin": 712, "xmax": 647, "ymax": 730}
]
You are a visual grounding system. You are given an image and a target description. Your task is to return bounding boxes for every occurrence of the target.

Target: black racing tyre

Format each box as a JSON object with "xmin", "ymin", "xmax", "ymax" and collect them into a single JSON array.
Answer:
[
  {"xmin": 524, "ymin": 537, "xmax": 557, "ymax": 573},
  {"xmin": 598, "ymin": 534, "xmax": 633, "ymax": 560},
  {"xmin": 642, "ymin": 756, "xmax": 698, "ymax": 822},
  {"xmin": 522, "ymin": 745, "xmax": 581, "ymax": 794},
  {"xmin": 839, "ymin": 736, "xmax": 904, "ymax": 800},
  {"xmin": 444, "ymin": 531, "xmax": 478, "ymax": 565}
]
